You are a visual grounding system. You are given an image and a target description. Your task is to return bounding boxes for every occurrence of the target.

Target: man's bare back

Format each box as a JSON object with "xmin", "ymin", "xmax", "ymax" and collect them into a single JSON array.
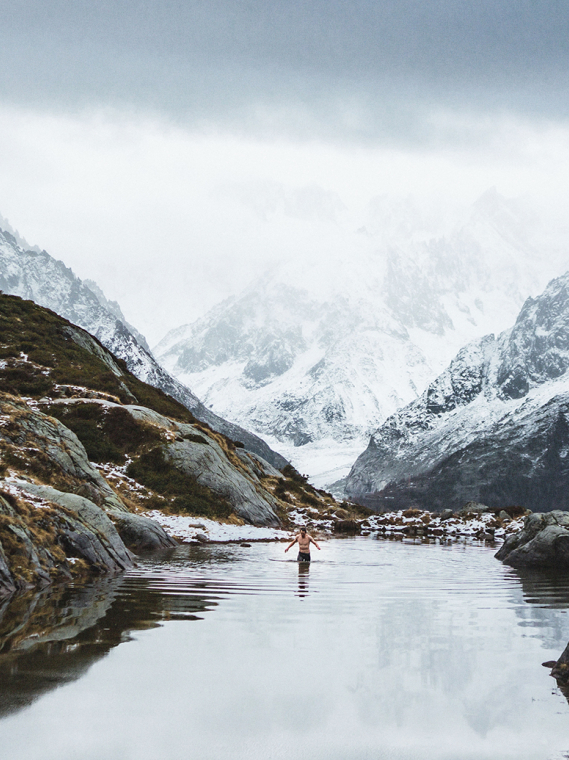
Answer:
[{"xmin": 285, "ymin": 528, "xmax": 321, "ymax": 561}]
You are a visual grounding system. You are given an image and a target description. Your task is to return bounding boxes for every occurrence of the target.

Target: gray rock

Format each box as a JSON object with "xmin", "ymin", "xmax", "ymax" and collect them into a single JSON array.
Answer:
[
  {"xmin": 459, "ymin": 502, "xmax": 491, "ymax": 514},
  {"xmin": 116, "ymin": 404, "xmax": 281, "ymax": 526},
  {"xmin": 498, "ymin": 510, "xmax": 511, "ymax": 521},
  {"xmin": 235, "ymin": 448, "xmax": 284, "ymax": 480},
  {"xmin": 19, "ymin": 484, "xmax": 134, "ymax": 571},
  {"xmin": 163, "ymin": 435, "xmax": 280, "ymax": 526},
  {"xmin": 439, "ymin": 509, "xmax": 454, "ymax": 521},
  {"xmin": 0, "ymin": 484, "xmax": 135, "ymax": 596},
  {"xmin": 0, "ymin": 397, "xmax": 128, "ymax": 513},
  {"xmin": 195, "ymin": 534, "xmax": 209, "ymax": 543},
  {"xmin": 111, "ymin": 512, "xmax": 177, "ymax": 552},
  {"xmin": 495, "ymin": 511, "xmax": 569, "ymax": 568}
]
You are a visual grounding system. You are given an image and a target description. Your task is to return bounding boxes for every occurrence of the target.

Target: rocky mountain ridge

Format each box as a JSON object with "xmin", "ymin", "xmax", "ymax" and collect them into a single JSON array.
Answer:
[
  {"xmin": 345, "ymin": 270, "xmax": 569, "ymax": 513},
  {"xmin": 0, "ymin": 227, "xmax": 286, "ymax": 469}
]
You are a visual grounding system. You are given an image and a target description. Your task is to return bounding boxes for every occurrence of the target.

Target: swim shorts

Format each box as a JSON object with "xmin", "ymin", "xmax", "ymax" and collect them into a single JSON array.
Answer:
[{"xmin": 297, "ymin": 552, "xmax": 311, "ymax": 562}]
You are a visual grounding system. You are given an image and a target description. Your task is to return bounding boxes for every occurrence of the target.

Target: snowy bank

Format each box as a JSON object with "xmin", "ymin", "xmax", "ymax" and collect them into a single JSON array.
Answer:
[
  {"xmin": 143, "ymin": 503, "xmax": 526, "ymax": 544},
  {"xmin": 145, "ymin": 511, "xmax": 291, "ymax": 543}
]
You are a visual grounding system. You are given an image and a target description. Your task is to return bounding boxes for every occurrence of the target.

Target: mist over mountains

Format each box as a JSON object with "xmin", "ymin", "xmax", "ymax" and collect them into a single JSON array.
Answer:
[
  {"xmin": 154, "ymin": 190, "xmax": 566, "ymax": 485},
  {"xmin": 0, "ymin": 226, "xmax": 286, "ymax": 468},
  {"xmin": 3, "ymin": 188, "xmax": 568, "ymax": 492}
]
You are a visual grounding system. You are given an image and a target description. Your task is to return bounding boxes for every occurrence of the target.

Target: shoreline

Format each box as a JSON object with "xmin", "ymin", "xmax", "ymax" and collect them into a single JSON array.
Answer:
[{"xmin": 146, "ymin": 506, "xmax": 526, "ymax": 545}]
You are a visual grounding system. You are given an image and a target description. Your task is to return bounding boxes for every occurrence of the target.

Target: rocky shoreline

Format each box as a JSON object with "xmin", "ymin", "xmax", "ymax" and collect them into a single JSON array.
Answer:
[{"xmin": 144, "ymin": 500, "xmax": 528, "ymax": 546}]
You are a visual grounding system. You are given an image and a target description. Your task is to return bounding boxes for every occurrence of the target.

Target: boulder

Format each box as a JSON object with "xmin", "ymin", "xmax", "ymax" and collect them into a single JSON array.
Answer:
[
  {"xmin": 333, "ymin": 520, "xmax": 360, "ymax": 533},
  {"xmin": 163, "ymin": 436, "xmax": 280, "ymax": 526},
  {"xmin": 0, "ymin": 397, "xmax": 128, "ymax": 513},
  {"xmin": 551, "ymin": 641, "xmax": 569, "ymax": 681},
  {"xmin": 110, "ymin": 512, "xmax": 177, "ymax": 553},
  {"xmin": 0, "ymin": 484, "xmax": 134, "ymax": 596},
  {"xmin": 544, "ymin": 641, "xmax": 569, "ymax": 703},
  {"xmin": 495, "ymin": 511, "xmax": 569, "ymax": 568},
  {"xmin": 17, "ymin": 484, "xmax": 134, "ymax": 571}
]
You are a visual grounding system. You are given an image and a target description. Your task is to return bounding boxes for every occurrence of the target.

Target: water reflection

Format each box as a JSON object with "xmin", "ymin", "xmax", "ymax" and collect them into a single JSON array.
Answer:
[
  {"xmin": 297, "ymin": 562, "xmax": 309, "ymax": 599},
  {"xmin": 2, "ymin": 539, "xmax": 569, "ymax": 760},
  {"xmin": 0, "ymin": 547, "xmax": 226, "ymax": 717}
]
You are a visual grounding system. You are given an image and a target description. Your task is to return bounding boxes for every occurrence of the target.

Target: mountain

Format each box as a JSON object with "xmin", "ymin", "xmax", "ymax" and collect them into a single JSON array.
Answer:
[
  {"xmin": 345, "ymin": 271, "xmax": 569, "ymax": 513},
  {"xmin": 0, "ymin": 226, "xmax": 286, "ymax": 469},
  {"xmin": 0, "ymin": 294, "xmax": 336, "ymax": 594},
  {"xmin": 154, "ymin": 190, "xmax": 563, "ymax": 484}
]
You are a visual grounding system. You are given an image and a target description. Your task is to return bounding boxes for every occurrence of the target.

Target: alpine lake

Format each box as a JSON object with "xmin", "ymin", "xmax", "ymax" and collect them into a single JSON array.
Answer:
[{"xmin": 1, "ymin": 535, "xmax": 569, "ymax": 760}]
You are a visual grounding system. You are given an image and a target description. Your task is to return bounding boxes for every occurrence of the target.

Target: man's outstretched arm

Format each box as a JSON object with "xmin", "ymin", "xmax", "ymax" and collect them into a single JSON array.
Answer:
[
  {"xmin": 285, "ymin": 536, "xmax": 298, "ymax": 553},
  {"xmin": 310, "ymin": 536, "xmax": 321, "ymax": 550}
]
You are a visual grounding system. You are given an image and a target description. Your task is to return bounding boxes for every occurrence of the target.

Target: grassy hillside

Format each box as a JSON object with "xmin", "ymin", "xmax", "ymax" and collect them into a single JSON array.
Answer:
[{"xmin": 0, "ymin": 294, "xmax": 195, "ymax": 421}]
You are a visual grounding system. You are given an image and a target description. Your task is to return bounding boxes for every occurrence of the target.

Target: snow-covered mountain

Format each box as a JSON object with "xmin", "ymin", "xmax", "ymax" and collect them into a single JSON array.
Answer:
[
  {"xmin": 154, "ymin": 190, "xmax": 564, "ymax": 485},
  {"xmin": 0, "ymin": 227, "xmax": 286, "ymax": 468},
  {"xmin": 345, "ymin": 271, "xmax": 569, "ymax": 513}
]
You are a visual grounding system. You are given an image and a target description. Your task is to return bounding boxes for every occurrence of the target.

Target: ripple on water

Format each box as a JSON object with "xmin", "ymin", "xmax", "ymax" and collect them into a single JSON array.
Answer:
[{"xmin": 1, "ymin": 538, "xmax": 569, "ymax": 760}]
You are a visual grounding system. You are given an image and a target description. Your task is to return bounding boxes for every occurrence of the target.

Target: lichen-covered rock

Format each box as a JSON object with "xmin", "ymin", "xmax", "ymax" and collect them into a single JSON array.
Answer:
[
  {"xmin": 495, "ymin": 511, "xmax": 569, "ymax": 568},
  {"xmin": 0, "ymin": 396, "xmax": 127, "ymax": 513},
  {"xmin": 163, "ymin": 436, "xmax": 280, "ymax": 526},
  {"xmin": 122, "ymin": 406, "xmax": 282, "ymax": 526}
]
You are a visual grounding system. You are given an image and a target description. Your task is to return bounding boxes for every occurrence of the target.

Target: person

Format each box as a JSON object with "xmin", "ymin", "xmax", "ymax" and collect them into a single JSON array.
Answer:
[{"xmin": 285, "ymin": 526, "xmax": 321, "ymax": 562}]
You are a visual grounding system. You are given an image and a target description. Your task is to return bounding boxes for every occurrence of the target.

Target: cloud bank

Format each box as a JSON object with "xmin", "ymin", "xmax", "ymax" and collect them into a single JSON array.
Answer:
[{"xmin": 1, "ymin": 1, "xmax": 568, "ymax": 144}]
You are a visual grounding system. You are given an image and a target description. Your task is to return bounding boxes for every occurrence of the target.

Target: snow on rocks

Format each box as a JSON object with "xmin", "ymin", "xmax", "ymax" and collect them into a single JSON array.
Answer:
[
  {"xmin": 363, "ymin": 507, "xmax": 525, "ymax": 541},
  {"xmin": 145, "ymin": 510, "xmax": 290, "ymax": 543},
  {"xmin": 139, "ymin": 501, "xmax": 526, "ymax": 546}
]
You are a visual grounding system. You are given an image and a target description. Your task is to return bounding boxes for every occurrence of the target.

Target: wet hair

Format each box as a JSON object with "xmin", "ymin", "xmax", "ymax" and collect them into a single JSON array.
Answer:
[{"xmin": 300, "ymin": 527, "xmax": 307, "ymax": 533}]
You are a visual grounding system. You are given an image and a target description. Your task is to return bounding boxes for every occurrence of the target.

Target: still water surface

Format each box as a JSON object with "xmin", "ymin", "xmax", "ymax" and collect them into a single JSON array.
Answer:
[{"xmin": 1, "ymin": 537, "xmax": 569, "ymax": 760}]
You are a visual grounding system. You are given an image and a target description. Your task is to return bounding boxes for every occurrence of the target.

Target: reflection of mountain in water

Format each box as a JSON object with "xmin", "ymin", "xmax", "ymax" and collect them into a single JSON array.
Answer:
[
  {"xmin": 512, "ymin": 569, "xmax": 569, "ymax": 651},
  {"xmin": 0, "ymin": 549, "xmax": 224, "ymax": 717}
]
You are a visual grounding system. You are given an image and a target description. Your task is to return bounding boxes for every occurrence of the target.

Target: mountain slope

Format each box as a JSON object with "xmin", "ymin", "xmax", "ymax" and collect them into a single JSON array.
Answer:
[
  {"xmin": 0, "ymin": 227, "xmax": 286, "ymax": 468},
  {"xmin": 154, "ymin": 191, "xmax": 561, "ymax": 481},
  {"xmin": 1, "ymin": 294, "xmax": 337, "ymax": 594},
  {"xmin": 345, "ymin": 271, "xmax": 569, "ymax": 512}
]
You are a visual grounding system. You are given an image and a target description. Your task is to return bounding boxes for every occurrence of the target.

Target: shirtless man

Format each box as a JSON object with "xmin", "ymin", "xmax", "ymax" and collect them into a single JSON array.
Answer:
[{"xmin": 285, "ymin": 527, "xmax": 321, "ymax": 562}]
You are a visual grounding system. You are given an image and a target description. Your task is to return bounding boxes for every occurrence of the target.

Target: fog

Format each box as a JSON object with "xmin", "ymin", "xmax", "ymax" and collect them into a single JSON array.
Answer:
[{"xmin": 0, "ymin": 2, "xmax": 568, "ymax": 344}]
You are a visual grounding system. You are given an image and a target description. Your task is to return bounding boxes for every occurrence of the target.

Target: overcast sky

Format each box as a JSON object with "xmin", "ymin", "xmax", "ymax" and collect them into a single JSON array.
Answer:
[{"xmin": 1, "ymin": 1, "xmax": 569, "ymax": 343}]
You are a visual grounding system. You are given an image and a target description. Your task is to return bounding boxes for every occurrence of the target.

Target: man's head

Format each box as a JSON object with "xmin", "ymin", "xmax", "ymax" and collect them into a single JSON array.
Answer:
[{"xmin": 300, "ymin": 527, "xmax": 307, "ymax": 535}]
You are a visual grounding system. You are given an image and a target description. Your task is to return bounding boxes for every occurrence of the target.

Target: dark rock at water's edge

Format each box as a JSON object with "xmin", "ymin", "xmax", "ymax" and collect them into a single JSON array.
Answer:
[
  {"xmin": 544, "ymin": 640, "xmax": 569, "ymax": 703},
  {"xmin": 333, "ymin": 520, "xmax": 361, "ymax": 534},
  {"xmin": 495, "ymin": 511, "xmax": 569, "ymax": 569},
  {"xmin": 346, "ymin": 272, "xmax": 569, "ymax": 514},
  {"xmin": 111, "ymin": 512, "xmax": 177, "ymax": 552},
  {"xmin": 0, "ymin": 488, "xmax": 134, "ymax": 596}
]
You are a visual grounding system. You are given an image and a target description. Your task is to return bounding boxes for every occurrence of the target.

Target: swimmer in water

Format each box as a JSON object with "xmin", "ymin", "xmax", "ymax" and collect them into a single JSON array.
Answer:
[{"xmin": 285, "ymin": 526, "xmax": 321, "ymax": 562}]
